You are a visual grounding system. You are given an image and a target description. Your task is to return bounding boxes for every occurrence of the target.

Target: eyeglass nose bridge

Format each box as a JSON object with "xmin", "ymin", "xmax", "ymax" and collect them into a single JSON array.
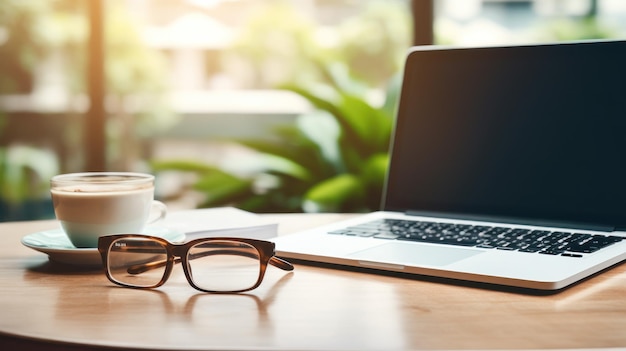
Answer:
[
  {"xmin": 169, "ymin": 245, "xmax": 193, "ymax": 279},
  {"xmin": 171, "ymin": 245, "xmax": 188, "ymax": 258}
]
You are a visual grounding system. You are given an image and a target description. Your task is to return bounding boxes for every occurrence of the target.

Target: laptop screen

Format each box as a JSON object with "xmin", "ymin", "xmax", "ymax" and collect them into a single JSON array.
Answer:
[{"xmin": 384, "ymin": 40, "xmax": 626, "ymax": 230}]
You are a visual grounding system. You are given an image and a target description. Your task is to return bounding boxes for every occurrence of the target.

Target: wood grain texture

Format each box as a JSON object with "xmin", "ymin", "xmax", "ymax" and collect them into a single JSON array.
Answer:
[{"xmin": 1, "ymin": 214, "xmax": 626, "ymax": 350}]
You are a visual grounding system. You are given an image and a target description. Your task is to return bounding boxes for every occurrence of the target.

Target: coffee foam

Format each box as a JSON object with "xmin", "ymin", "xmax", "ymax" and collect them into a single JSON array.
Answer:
[{"xmin": 51, "ymin": 184, "xmax": 153, "ymax": 194}]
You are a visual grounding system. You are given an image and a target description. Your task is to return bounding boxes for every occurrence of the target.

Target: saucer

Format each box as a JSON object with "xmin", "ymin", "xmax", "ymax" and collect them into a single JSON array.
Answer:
[{"xmin": 21, "ymin": 227, "xmax": 185, "ymax": 267}]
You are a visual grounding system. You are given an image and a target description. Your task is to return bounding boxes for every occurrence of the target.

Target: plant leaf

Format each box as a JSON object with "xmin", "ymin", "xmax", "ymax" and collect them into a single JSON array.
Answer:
[
  {"xmin": 193, "ymin": 171, "xmax": 253, "ymax": 206},
  {"xmin": 362, "ymin": 153, "xmax": 389, "ymax": 188},
  {"xmin": 302, "ymin": 174, "xmax": 365, "ymax": 213},
  {"xmin": 150, "ymin": 159, "xmax": 220, "ymax": 173},
  {"xmin": 255, "ymin": 154, "xmax": 313, "ymax": 181}
]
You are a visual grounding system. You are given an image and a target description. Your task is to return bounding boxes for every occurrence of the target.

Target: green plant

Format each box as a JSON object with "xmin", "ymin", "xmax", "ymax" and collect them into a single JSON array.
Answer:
[
  {"xmin": 0, "ymin": 145, "xmax": 58, "ymax": 203},
  {"xmin": 151, "ymin": 65, "xmax": 398, "ymax": 213},
  {"xmin": 0, "ymin": 144, "xmax": 59, "ymax": 220}
]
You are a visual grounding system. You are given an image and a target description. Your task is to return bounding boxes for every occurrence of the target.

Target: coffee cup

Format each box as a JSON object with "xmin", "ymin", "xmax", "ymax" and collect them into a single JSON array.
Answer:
[{"xmin": 50, "ymin": 172, "xmax": 167, "ymax": 248}]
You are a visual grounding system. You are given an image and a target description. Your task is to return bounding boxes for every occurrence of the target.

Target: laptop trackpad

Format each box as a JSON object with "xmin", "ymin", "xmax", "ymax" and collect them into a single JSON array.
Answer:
[{"xmin": 349, "ymin": 243, "xmax": 483, "ymax": 267}]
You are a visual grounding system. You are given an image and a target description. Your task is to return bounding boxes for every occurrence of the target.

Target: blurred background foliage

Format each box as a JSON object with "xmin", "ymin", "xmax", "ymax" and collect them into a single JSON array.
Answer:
[
  {"xmin": 0, "ymin": 0, "xmax": 53, "ymax": 94},
  {"xmin": 150, "ymin": 0, "xmax": 409, "ymax": 213},
  {"xmin": 1, "ymin": 0, "xmax": 625, "ymax": 219},
  {"xmin": 152, "ymin": 64, "xmax": 398, "ymax": 213},
  {"xmin": 0, "ymin": 0, "xmax": 172, "ymax": 220}
]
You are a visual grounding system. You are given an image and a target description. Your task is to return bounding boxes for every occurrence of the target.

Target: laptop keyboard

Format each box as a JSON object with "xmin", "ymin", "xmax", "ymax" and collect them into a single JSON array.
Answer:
[{"xmin": 328, "ymin": 219, "xmax": 624, "ymax": 257}]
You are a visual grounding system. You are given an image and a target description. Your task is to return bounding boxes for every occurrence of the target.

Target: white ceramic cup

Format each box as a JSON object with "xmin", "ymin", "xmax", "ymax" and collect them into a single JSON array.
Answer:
[{"xmin": 50, "ymin": 172, "xmax": 167, "ymax": 248}]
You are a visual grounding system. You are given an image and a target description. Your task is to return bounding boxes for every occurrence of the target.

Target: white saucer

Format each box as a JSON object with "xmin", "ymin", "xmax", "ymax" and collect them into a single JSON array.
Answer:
[{"xmin": 21, "ymin": 227, "xmax": 185, "ymax": 267}]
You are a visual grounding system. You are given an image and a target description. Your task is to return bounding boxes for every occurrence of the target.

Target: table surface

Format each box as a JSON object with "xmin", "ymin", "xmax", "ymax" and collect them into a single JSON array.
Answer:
[{"xmin": 2, "ymin": 213, "xmax": 626, "ymax": 351}]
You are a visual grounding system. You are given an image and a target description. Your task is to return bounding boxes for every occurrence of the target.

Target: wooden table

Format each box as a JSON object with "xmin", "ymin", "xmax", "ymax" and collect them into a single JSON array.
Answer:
[{"xmin": 2, "ymin": 213, "xmax": 626, "ymax": 351}]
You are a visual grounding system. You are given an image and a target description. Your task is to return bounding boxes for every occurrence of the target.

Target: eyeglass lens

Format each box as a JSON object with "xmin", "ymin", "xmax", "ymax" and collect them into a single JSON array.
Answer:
[
  {"xmin": 187, "ymin": 240, "xmax": 261, "ymax": 292},
  {"xmin": 107, "ymin": 238, "xmax": 263, "ymax": 292},
  {"xmin": 108, "ymin": 237, "xmax": 168, "ymax": 288}
]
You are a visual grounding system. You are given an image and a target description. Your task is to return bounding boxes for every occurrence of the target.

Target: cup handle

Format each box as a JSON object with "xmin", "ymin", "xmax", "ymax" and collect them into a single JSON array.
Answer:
[{"xmin": 147, "ymin": 200, "xmax": 167, "ymax": 225}]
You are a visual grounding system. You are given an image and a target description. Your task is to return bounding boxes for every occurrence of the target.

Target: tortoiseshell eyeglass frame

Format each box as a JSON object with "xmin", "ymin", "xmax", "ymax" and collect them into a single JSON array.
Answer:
[{"xmin": 97, "ymin": 234, "xmax": 294, "ymax": 293}]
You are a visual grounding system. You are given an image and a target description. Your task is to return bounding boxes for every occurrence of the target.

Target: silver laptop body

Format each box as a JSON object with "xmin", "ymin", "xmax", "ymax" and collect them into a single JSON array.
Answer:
[{"xmin": 273, "ymin": 40, "xmax": 626, "ymax": 291}]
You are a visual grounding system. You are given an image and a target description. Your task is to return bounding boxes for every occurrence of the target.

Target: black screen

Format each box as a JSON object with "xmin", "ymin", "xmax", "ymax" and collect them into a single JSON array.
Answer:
[{"xmin": 384, "ymin": 40, "xmax": 626, "ymax": 229}]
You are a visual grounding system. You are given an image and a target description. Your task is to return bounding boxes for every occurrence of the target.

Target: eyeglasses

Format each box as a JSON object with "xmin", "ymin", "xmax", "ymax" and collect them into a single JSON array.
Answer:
[{"xmin": 97, "ymin": 234, "xmax": 294, "ymax": 293}]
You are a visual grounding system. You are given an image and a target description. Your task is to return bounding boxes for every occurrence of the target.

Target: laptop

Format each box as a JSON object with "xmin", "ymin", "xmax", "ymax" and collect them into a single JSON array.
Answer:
[{"xmin": 272, "ymin": 40, "xmax": 626, "ymax": 291}]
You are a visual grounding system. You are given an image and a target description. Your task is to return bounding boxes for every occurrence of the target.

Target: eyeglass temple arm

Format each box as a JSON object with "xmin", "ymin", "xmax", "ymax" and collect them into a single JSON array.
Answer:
[{"xmin": 125, "ymin": 249, "xmax": 294, "ymax": 275}]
